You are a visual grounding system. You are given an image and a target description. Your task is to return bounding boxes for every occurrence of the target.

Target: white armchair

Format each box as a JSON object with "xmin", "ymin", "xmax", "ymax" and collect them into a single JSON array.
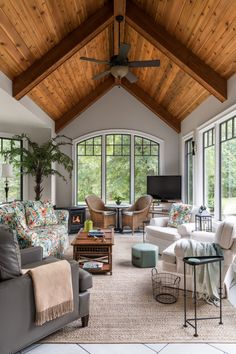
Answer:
[
  {"xmin": 162, "ymin": 217, "xmax": 236, "ymax": 290},
  {"xmin": 145, "ymin": 205, "xmax": 198, "ymax": 253}
]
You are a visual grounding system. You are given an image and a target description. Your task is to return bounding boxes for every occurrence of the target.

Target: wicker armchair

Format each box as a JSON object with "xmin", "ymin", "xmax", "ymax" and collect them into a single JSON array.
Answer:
[
  {"xmin": 122, "ymin": 195, "xmax": 153, "ymax": 234},
  {"xmin": 85, "ymin": 195, "xmax": 116, "ymax": 229}
]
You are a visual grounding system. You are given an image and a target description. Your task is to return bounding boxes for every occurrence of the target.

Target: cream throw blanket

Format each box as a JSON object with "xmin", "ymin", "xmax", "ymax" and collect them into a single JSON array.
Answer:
[
  {"xmin": 181, "ymin": 239, "xmax": 223, "ymax": 304},
  {"xmin": 23, "ymin": 260, "xmax": 74, "ymax": 326}
]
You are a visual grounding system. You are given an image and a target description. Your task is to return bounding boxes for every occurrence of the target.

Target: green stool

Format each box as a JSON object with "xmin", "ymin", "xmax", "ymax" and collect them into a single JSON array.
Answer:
[{"xmin": 132, "ymin": 243, "xmax": 158, "ymax": 268}]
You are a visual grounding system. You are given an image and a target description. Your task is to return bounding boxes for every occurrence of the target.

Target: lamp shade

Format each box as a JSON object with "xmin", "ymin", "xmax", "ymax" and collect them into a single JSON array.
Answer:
[{"xmin": 1, "ymin": 163, "xmax": 13, "ymax": 178}]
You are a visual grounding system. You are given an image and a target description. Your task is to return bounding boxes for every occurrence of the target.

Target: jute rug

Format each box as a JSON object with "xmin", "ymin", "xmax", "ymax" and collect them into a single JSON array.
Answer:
[{"xmin": 43, "ymin": 234, "xmax": 236, "ymax": 343}]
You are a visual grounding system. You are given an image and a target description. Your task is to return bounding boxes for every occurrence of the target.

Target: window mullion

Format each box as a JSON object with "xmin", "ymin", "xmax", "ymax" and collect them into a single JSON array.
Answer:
[
  {"xmin": 102, "ymin": 135, "xmax": 106, "ymax": 202},
  {"xmin": 130, "ymin": 135, "xmax": 134, "ymax": 204}
]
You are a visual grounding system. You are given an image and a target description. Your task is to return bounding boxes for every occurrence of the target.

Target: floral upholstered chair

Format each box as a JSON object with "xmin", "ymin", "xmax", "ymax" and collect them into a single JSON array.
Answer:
[{"xmin": 0, "ymin": 201, "xmax": 69, "ymax": 257}]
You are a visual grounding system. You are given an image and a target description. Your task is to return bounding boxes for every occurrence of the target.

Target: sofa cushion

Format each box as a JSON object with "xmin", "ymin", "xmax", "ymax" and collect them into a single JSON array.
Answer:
[
  {"xmin": 167, "ymin": 203, "xmax": 192, "ymax": 228},
  {"xmin": 215, "ymin": 220, "xmax": 235, "ymax": 249},
  {"xmin": 0, "ymin": 225, "xmax": 22, "ymax": 281},
  {"xmin": 145, "ymin": 225, "xmax": 180, "ymax": 242},
  {"xmin": 25, "ymin": 201, "xmax": 58, "ymax": 229}
]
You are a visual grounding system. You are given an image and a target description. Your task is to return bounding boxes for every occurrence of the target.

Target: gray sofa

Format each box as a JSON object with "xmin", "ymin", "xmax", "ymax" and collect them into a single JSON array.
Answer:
[{"xmin": 0, "ymin": 246, "xmax": 92, "ymax": 354}]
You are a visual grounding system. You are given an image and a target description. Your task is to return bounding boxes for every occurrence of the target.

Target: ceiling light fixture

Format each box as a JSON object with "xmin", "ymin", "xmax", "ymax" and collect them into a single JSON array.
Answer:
[{"xmin": 110, "ymin": 65, "xmax": 129, "ymax": 79}]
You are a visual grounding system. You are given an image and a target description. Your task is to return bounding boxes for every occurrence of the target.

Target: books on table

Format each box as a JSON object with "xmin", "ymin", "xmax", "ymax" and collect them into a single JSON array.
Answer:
[{"xmin": 83, "ymin": 261, "xmax": 103, "ymax": 270}]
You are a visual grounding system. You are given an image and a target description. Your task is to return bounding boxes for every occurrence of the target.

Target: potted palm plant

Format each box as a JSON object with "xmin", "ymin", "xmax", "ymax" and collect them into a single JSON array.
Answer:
[{"xmin": 3, "ymin": 134, "xmax": 73, "ymax": 201}]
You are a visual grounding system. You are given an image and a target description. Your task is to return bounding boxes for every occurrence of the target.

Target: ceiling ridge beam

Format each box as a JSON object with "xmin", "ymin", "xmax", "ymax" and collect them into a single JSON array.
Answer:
[
  {"xmin": 126, "ymin": 1, "xmax": 227, "ymax": 102},
  {"xmin": 13, "ymin": 2, "xmax": 113, "ymax": 100},
  {"xmin": 55, "ymin": 76, "xmax": 115, "ymax": 133},
  {"xmin": 121, "ymin": 78, "xmax": 180, "ymax": 133}
]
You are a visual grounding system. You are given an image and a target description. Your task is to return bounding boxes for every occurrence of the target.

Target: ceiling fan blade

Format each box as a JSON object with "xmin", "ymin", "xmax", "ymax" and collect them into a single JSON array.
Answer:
[
  {"xmin": 92, "ymin": 70, "xmax": 111, "ymax": 80},
  {"xmin": 125, "ymin": 71, "xmax": 138, "ymax": 83},
  {"xmin": 117, "ymin": 43, "xmax": 131, "ymax": 60},
  {"xmin": 80, "ymin": 56, "xmax": 110, "ymax": 65},
  {"xmin": 129, "ymin": 60, "xmax": 160, "ymax": 67}
]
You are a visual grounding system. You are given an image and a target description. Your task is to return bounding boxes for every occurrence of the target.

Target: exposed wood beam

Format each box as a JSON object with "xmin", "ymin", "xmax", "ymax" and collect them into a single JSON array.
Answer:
[
  {"xmin": 113, "ymin": 0, "xmax": 126, "ymax": 55},
  {"xmin": 126, "ymin": 1, "xmax": 227, "ymax": 102},
  {"xmin": 13, "ymin": 2, "xmax": 113, "ymax": 100},
  {"xmin": 55, "ymin": 76, "xmax": 115, "ymax": 132},
  {"xmin": 121, "ymin": 78, "xmax": 180, "ymax": 132}
]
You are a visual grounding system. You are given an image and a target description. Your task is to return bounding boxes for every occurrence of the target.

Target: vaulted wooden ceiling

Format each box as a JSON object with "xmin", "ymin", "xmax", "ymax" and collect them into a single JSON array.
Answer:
[{"xmin": 0, "ymin": 0, "xmax": 236, "ymax": 133}]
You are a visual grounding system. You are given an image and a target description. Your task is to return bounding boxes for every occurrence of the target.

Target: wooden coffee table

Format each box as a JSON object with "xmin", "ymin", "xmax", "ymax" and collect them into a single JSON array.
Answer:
[{"xmin": 71, "ymin": 229, "xmax": 114, "ymax": 274}]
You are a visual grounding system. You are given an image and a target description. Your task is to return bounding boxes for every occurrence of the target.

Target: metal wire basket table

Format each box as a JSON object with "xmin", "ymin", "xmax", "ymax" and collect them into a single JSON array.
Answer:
[{"xmin": 151, "ymin": 268, "xmax": 181, "ymax": 304}]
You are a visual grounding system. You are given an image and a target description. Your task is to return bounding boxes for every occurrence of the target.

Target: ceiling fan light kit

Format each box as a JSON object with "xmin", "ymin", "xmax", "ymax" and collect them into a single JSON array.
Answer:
[{"xmin": 80, "ymin": 14, "xmax": 160, "ymax": 83}]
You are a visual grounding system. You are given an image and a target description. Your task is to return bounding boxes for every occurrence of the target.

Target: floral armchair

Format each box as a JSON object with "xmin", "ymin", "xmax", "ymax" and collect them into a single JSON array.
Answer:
[{"xmin": 0, "ymin": 201, "xmax": 69, "ymax": 257}]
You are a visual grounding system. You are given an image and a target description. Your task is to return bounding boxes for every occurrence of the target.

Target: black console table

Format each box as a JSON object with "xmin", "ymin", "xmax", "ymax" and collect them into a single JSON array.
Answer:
[
  {"xmin": 183, "ymin": 255, "xmax": 224, "ymax": 337},
  {"xmin": 55, "ymin": 206, "xmax": 86, "ymax": 234}
]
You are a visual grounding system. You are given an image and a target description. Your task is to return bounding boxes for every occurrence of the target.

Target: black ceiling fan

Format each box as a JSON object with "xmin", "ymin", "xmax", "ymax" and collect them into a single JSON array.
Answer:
[{"xmin": 80, "ymin": 15, "xmax": 160, "ymax": 83}]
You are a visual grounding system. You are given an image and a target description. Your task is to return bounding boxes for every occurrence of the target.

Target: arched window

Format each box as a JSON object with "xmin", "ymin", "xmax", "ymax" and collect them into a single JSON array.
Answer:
[{"xmin": 75, "ymin": 132, "xmax": 160, "ymax": 204}]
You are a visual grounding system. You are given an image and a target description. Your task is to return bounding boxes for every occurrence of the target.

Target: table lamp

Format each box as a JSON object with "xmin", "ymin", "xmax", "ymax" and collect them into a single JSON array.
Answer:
[{"xmin": 1, "ymin": 163, "xmax": 13, "ymax": 202}]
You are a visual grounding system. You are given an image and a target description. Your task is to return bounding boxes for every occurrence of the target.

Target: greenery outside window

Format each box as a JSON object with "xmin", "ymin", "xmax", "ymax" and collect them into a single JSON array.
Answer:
[
  {"xmin": 203, "ymin": 128, "xmax": 215, "ymax": 213},
  {"xmin": 185, "ymin": 138, "xmax": 193, "ymax": 205},
  {"xmin": 0, "ymin": 137, "xmax": 23, "ymax": 202},
  {"xmin": 220, "ymin": 117, "xmax": 236, "ymax": 218},
  {"xmin": 134, "ymin": 136, "xmax": 159, "ymax": 199},
  {"xmin": 77, "ymin": 136, "xmax": 102, "ymax": 204},
  {"xmin": 75, "ymin": 132, "xmax": 160, "ymax": 205}
]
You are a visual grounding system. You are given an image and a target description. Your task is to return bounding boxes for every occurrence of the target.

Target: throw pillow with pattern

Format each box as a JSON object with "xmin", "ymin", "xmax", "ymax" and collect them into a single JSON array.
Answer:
[{"xmin": 167, "ymin": 203, "xmax": 192, "ymax": 228}]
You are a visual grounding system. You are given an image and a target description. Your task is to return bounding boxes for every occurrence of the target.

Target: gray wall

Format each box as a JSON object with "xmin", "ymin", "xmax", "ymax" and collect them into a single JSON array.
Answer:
[{"xmin": 56, "ymin": 86, "xmax": 180, "ymax": 206}]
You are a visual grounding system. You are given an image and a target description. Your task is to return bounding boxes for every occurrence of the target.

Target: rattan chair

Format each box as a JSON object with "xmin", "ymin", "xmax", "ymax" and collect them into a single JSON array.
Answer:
[
  {"xmin": 122, "ymin": 195, "xmax": 153, "ymax": 234},
  {"xmin": 85, "ymin": 195, "xmax": 116, "ymax": 229}
]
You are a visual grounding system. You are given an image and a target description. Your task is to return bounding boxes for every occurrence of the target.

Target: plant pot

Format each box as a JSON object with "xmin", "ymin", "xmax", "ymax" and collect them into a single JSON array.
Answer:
[{"xmin": 115, "ymin": 201, "xmax": 121, "ymax": 205}]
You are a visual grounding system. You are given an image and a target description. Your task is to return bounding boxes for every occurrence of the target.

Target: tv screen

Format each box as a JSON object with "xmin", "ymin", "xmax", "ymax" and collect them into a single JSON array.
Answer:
[{"xmin": 147, "ymin": 175, "xmax": 181, "ymax": 201}]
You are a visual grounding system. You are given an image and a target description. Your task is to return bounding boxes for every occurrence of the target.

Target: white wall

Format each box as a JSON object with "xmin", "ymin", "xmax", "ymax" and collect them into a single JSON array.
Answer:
[
  {"xmin": 56, "ymin": 86, "xmax": 180, "ymax": 206},
  {"xmin": 0, "ymin": 72, "xmax": 54, "ymax": 201}
]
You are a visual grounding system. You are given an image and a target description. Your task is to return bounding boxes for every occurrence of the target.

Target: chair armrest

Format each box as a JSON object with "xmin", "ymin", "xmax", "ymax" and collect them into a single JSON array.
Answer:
[
  {"xmin": 178, "ymin": 223, "xmax": 196, "ymax": 237},
  {"xmin": 20, "ymin": 246, "xmax": 43, "ymax": 267},
  {"xmin": 103, "ymin": 210, "xmax": 116, "ymax": 216},
  {"xmin": 190, "ymin": 231, "xmax": 215, "ymax": 243},
  {"xmin": 150, "ymin": 217, "xmax": 169, "ymax": 227},
  {"xmin": 54, "ymin": 209, "xmax": 69, "ymax": 226}
]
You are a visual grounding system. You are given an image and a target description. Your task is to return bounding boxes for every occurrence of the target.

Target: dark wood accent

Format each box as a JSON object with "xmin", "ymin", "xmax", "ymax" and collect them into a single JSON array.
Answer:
[
  {"xmin": 71, "ymin": 229, "xmax": 114, "ymax": 275},
  {"xmin": 55, "ymin": 76, "xmax": 115, "ymax": 132},
  {"xmin": 13, "ymin": 2, "xmax": 113, "ymax": 100},
  {"xmin": 126, "ymin": 1, "xmax": 227, "ymax": 102},
  {"xmin": 113, "ymin": 0, "xmax": 126, "ymax": 55},
  {"xmin": 81, "ymin": 315, "xmax": 89, "ymax": 327},
  {"xmin": 121, "ymin": 78, "xmax": 181, "ymax": 132},
  {"xmin": 55, "ymin": 206, "xmax": 86, "ymax": 234}
]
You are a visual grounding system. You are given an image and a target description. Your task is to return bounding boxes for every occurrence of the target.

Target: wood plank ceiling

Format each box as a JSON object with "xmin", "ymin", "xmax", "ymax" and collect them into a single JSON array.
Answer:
[{"xmin": 0, "ymin": 0, "xmax": 236, "ymax": 133}]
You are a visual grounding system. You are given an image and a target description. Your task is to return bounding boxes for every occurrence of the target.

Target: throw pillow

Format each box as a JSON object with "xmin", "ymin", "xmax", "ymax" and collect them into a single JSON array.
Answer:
[
  {"xmin": 25, "ymin": 200, "xmax": 58, "ymax": 228},
  {"xmin": 215, "ymin": 221, "xmax": 235, "ymax": 249},
  {"xmin": 0, "ymin": 225, "xmax": 22, "ymax": 281},
  {"xmin": 167, "ymin": 203, "xmax": 192, "ymax": 228}
]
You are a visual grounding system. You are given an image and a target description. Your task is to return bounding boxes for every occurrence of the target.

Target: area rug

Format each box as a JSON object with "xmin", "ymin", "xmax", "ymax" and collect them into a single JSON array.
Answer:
[{"xmin": 42, "ymin": 234, "xmax": 236, "ymax": 343}]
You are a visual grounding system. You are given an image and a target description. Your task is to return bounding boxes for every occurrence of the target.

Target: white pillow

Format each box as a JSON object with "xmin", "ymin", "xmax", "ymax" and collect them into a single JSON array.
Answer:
[{"xmin": 215, "ymin": 221, "xmax": 235, "ymax": 249}]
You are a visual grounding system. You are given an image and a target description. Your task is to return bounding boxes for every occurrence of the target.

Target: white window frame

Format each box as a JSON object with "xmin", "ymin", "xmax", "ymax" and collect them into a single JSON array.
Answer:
[
  {"xmin": 182, "ymin": 132, "xmax": 194, "ymax": 204},
  {"xmin": 0, "ymin": 132, "xmax": 28, "ymax": 201},
  {"xmin": 196, "ymin": 103, "xmax": 236, "ymax": 220},
  {"xmin": 72, "ymin": 129, "xmax": 164, "ymax": 205}
]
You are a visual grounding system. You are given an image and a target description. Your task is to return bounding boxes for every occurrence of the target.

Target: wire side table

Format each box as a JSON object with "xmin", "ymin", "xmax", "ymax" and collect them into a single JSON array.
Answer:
[{"xmin": 183, "ymin": 255, "xmax": 224, "ymax": 337}]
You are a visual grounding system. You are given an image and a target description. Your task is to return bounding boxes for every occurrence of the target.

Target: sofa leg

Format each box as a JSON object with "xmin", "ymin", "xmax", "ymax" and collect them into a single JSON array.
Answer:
[{"xmin": 81, "ymin": 314, "xmax": 89, "ymax": 327}]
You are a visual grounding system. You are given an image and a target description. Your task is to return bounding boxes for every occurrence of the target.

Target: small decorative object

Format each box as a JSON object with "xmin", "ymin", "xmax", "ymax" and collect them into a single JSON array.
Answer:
[
  {"xmin": 84, "ymin": 219, "xmax": 93, "ymax": 232},
  {"xmin": 114, "ymin": 194, "xmax": 122, "ymax": 205},
  {"xmin": 195, "ymin": 205, "xmax": 212, "ymax": 232},
  {"xmin": 1, "ymin": 163, "xmax": 13, "ymax": 202}
]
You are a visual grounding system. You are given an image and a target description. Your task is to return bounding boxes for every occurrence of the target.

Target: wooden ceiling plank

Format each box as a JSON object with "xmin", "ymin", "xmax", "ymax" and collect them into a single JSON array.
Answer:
[
  {"xmin": 121, "ymin": 78, "xmax": 180, "ymax": 133},
  {"xmin": 13, "ymin": 2, "xmax": 113, "ymax": 100},
  {"xmin": 126, "ymin": 1, "xmax": 227, "ymax": 102},
  {"xmin": 55, "ymin": 76, "xmax": 115, "ymax": 132},
  {"xmin": 113, "ymin": 0, "xmax": 126, "ymax": 55}
]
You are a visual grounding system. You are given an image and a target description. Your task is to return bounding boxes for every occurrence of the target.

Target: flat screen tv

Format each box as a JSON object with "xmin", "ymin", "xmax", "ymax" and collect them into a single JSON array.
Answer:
[{"xmin": 147, "ymin": 175, "xmax": 181, "ymax": 201}]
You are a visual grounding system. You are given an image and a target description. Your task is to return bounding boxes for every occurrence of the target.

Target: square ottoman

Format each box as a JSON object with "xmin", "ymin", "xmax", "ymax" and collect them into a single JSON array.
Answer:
[{"xmin": 132, "ymin": 243, "xmax": 159, "ymax": 268}]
